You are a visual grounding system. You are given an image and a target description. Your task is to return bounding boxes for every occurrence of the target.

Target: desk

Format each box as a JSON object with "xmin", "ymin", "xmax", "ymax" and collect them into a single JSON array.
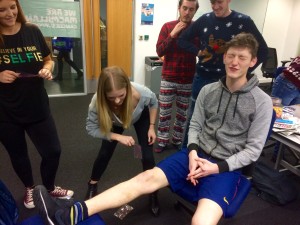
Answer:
[{"xmin": 271, "ymin": 131, "xmax": 300, "ymax": 176}]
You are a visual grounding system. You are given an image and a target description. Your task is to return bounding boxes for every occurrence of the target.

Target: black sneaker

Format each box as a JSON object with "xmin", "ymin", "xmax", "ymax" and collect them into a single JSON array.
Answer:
[
  {"xmin": 33, "ymin": 185, "xmax": 70, "ymax": 225},
  {"xmin": 85, "ymin": 182, "xmax": 98, "ymax": 200},
  {"xmin": 75, "ymin": 71, "xmax": 83, "ymax": 80}
]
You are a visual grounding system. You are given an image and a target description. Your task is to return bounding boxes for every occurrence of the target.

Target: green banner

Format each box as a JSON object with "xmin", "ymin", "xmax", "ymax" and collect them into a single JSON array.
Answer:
[{"xmin": 19, "ymin": 0, "xmax": 81, "ymax": 38}]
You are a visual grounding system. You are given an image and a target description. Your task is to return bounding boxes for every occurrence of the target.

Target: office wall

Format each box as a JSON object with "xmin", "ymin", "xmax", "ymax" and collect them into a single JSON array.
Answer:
[
  {"xmin": 132, "ymin": 0, "xmax": 177, "ymax": 84},
  {"xmin": 263, "ymin": 0, "xmax": 299, "ymax": 61},
  {"xmin": 258, "ymin": 0, "xmax": 300, "ymax": 82},
  {"xmin": 132, "ymin": 0, "xmax": 300, "ymax": 85},
  {"xmin": 280, "ymin": 0, "xmax": 300, "ymax": 59}
]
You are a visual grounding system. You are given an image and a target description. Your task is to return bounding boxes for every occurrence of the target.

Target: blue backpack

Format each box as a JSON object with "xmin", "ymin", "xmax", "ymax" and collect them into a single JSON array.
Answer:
[{"xmin": 0, "ymin": 180, "xmax": 18, "ymax": 225}]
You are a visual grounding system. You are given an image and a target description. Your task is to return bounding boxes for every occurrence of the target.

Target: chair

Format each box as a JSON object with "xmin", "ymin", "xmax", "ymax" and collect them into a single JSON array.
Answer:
[
  {"xmin": 272, "ymin": 59, "xmax": 292, "ymax": 81},
  {"xmin": 18, "ymin": 214, "xmax": 105, "ymax": 225},
  {"xmin": 261, "ymin": 48, "xmax": 278, "ymax": 91},
  {"xmin": 174, "ymin": 110, "xmax": 277, "ymax": 218},
  {"xmin": 261, "ymin": 109, "xmax": 277, "ymax": 153}
]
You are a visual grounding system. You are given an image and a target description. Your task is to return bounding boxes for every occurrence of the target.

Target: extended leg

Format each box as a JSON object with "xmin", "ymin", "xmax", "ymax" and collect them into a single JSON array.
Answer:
[
  {"xmin": 34, "ymin": 167, "xmax": 169, "ymax": 225},
  {"xmin": 86, "ymin": 167, "xmax": 168, "ymax": 215}
]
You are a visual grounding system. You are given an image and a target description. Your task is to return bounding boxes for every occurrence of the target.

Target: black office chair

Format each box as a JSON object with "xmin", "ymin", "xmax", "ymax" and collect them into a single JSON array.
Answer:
[
  {"xmin": 273, "ymin": 58, "xmax": 293, "ymax": 81},
  {"xmin": 261, "ymin": 48, "xmax": 278, "ymax": 91}
]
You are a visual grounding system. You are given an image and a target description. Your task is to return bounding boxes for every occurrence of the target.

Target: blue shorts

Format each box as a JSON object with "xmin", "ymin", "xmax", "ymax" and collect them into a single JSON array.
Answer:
[{"xmin": 157, "ymin": 148, "xmax": 242, "ymax": 215}]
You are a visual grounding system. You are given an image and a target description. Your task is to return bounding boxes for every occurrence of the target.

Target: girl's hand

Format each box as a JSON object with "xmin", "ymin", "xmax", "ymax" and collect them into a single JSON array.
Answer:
[
  {"xmin": 148, "ymin": 126, "xmax": 156, "ymax": 145},
  {"xmin": 0, "ymin": 70, "xmax": 19, "ymax": 83},
  {"xmin": 38, "ymin": 68, "xmax": 53, "ymax": 80},
  {"xmin": 118, "ymin": 135, "xmax": 135, "ymax": 147}
]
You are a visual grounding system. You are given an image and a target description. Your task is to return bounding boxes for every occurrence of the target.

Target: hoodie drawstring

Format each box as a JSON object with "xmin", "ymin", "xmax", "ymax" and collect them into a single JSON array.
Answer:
[
  {"xmin": 217, "ymin": 88, "xmax": 240, "ymax": 118},
  {"xmin": 217, "ymin": 89, "xmax": 224, "ymax": 113},
  {"xmin": 233, "ymin": 94, "xmax": 240, "ymax": 118}
]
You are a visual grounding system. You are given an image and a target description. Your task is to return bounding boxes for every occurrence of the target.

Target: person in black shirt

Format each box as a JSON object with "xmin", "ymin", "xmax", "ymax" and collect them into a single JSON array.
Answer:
[{"xmin": 0, "ymin": 0, "xmax": 73, "ymax": 209}]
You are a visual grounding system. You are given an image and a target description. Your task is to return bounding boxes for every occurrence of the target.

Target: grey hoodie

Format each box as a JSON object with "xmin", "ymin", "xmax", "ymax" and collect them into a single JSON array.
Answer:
[{"xmin": 188, "ymin": 74, "xmax": 273, "ymax": 172}]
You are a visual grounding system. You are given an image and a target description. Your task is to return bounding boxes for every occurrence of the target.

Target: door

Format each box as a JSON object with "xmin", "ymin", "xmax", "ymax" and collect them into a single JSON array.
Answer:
[
  {"xmin": 83, "ymin": 0, "xmax": 133, "ymax": 84},
  {"xmin": 107, "ymin": 0, "xmax": 133, "ymax": 76}
]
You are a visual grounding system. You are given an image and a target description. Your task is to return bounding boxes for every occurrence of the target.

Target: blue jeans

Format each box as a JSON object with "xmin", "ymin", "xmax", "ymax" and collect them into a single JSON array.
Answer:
[
  {"xmin": 271, "ymin": 74, "xmax": 300, "ymax": 159},
  {"xmin": 271, "ymin": 74, "xmax": 300, "ymax": 106},
  {"xmin": 181, "ymin": 73, "xmax": 220, "ymax": 148}
]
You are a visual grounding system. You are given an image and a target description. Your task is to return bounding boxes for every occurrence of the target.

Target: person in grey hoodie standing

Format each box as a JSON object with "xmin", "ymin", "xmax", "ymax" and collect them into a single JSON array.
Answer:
[{"xmin": 34, "ymin": 33, "xmax": 273, "ymax": 225}]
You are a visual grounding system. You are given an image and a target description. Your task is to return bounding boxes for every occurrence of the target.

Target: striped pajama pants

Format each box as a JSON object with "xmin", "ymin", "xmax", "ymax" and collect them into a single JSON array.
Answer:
[{"xmin": 157, "ymin": 80, "xmax": 192, "ymax": 147}]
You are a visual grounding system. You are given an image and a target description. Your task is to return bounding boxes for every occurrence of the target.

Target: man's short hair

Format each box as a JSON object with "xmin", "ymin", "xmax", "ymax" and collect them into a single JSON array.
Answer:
[
  {"xmin": 224, "ymin": 33, "xmax": 259, "ymax": 58},
  {"xmin": 179, "ymin": 0, "xmax": 199, "ymax": 10}
]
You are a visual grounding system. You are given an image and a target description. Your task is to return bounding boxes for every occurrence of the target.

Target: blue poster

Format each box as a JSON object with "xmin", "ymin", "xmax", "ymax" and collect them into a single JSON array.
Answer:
[{"xmin": 141, "ymin": 3, "xmax": 154, "ymax": 25}]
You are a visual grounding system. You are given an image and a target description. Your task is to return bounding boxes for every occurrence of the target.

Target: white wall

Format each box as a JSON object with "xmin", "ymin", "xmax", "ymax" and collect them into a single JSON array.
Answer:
[
  {"xmin": 132, "ymin": 0, "xmax": 300, "ymax": 85},
  {"xmin": 258, "ymin": 0, "xmax": 300, "ymax": 82},
  {"xmin": 281, "ymin": 0, "xmax": 300, "ymax": 59},
  {"xmin": 132, "ymin": 0, "xmax": 178, "ymax": 84}
]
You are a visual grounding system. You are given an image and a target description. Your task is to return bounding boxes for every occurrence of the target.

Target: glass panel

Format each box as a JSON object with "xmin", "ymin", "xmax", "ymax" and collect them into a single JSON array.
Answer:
[
  {"xmin": 19, "ymin": 0, "xmax": 85, "ymax": 96},
  {"xmin": 100, "ymin": 0, "xmax": 107, "ymax": 69}
]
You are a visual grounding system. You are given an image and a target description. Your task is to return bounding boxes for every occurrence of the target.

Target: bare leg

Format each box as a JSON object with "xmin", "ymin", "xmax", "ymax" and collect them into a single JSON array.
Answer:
[
  {"xmin": 85, "ymin": 167, "xmax": 169, "ymax": 216},
  {"xmin": 192, "ymin": 198, "xmax": 223, "ymax": 225}
]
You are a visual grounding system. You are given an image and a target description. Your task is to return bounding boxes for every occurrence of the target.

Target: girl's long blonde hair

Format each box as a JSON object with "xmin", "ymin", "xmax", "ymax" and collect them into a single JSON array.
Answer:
[{"xmin": 97, "ymin": 66, "xmax": 133, "ymax": 135}]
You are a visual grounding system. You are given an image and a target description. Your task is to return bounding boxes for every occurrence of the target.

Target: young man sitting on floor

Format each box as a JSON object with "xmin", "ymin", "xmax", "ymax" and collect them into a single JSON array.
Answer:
[{"xmin": 33, "ymin": 33, "xmax": 273, "ymax": 225}]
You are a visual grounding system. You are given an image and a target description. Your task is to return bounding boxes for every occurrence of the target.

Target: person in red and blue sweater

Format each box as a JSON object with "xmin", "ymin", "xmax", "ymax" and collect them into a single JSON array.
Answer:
[
  {"xmin": 178, "ymin": 0, "xmax": 268, "ymax": 148},
  {"xmin": 155, "ymin": 0, "xmax": 199, "ymax": 153}
]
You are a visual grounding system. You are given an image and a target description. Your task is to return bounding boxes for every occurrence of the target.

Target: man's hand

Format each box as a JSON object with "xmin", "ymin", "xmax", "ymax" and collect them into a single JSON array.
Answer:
[
  {"xmin": 170, "ymin": 22, "xmax": 187, "ymax": 38},
  {"xmin": 187, "ymin": 150, "xmax": 201, "ymax": 186},
  {"xmin": 187, "ymin": 158, "xmax": 219, "ymax": 185},
  {"xmin": 187, "ymin": 151, "xmax": 220, "ymax": 186}
]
